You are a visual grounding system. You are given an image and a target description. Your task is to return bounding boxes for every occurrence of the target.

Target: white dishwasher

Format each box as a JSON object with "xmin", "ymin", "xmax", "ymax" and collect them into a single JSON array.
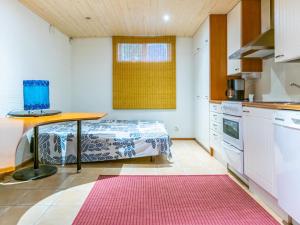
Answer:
[{"xmin": 273, "ymin": 110, "xmax": 300, "ymax": 223}]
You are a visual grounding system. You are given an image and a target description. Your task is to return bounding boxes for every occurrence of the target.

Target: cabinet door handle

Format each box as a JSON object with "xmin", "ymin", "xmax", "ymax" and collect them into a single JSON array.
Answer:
[
  {"xmin": 292, "ymin": 118, "xmax": 300, "ymax": 124},
  {"xmin": 243, "ymin": 110, "xmax": 250, "ymax": 113},
  {"xmin": 235, "ymin": 68, "xmax": 239, "ymax": 71},
  {"xmin": 275, "ymin": 54, "xmax": 284, "ymax": 58},
  {"xmin": 274, "ymin": 117, "xmax": 285, "ymax": 121}
]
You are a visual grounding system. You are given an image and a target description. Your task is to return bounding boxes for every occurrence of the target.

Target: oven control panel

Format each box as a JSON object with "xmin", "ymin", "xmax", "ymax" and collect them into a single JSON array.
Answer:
[{"xmin": 221, "ymin": 101, "xmax": 243, "ymax": 117}]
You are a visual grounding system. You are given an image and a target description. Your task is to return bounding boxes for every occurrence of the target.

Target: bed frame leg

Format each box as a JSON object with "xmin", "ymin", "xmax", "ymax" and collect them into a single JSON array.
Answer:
[{"xmin": 150, "ymin": 156, "xmax": 154, "ymax": 162}]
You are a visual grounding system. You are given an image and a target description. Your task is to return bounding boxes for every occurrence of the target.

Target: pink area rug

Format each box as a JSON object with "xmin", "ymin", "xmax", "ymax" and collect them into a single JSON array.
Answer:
[{"xmin": 73, "ymin": 175, "xmax": 279, "ymax": 225}]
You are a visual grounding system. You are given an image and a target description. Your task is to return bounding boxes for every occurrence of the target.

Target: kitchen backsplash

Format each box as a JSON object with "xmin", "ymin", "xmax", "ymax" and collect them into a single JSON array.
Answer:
[{"xmin": 254, "ymin": 58, "xmax": 300, "ymax": 102}]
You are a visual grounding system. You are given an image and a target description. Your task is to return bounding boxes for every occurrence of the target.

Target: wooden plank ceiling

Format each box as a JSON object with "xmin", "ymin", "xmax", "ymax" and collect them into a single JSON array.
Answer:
[{"xmin": 20, "ymin": 0, "xmax": 239, "ymax": 38}]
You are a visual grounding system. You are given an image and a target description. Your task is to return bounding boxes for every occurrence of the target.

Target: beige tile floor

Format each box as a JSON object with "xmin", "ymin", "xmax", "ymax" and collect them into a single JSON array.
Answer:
[{"xmin": 0, "ymin": 140, "xmax": 282, "ymax": 225}]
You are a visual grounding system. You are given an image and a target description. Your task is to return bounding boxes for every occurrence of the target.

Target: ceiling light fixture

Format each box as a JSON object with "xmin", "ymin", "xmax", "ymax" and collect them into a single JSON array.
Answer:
[{"xmin": 163, "ymin": 14, "xmax": 170, "ymax": 22}]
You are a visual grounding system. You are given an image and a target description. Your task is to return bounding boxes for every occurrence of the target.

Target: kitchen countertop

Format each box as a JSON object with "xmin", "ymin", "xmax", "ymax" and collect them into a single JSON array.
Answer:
[
  {"xmin": 210, "ymin": 100, "xmax": 223, "ymax": 104},
  {"xmin": 242, "ymin": 102, "xmax": 300, "ymax": 111},
  {"xmin": 210, "ymin": 99, "xmax": 300, "ymax": 111}
]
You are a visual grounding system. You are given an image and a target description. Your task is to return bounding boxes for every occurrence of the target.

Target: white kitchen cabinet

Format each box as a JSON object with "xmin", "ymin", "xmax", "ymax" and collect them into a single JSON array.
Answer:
[
  {"xmin": 210, "ymin": 119, "xmax": 222, "ymax": 134},
  {"xmin": 243, "ymin": 107, "xmax": 276, "ymax": 197},
  {"xmin": 194, "ymin": 35, "xmax": 210, "ymax": 150},
  {"xmin": 210, "ymin": 103, "xmax": 222, "ymax": 114},
  {"xmin": 275, "ymin": 0, "xmax": 300, "ymax": 62},
  {"xmin": 194, "ymin": 15, "xmax": 227, "ymax": 150},
  {"xmin": 227, "ymin": 2, "xmax": 241, "ymax": 75},
  {"xmin": 209, "ymin": 103, "xmax": 224, "ymax": 164}
]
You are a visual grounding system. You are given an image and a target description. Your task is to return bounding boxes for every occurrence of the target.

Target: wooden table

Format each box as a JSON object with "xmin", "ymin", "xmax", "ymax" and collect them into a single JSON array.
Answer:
[{"xmin": 11, "ymin": 113, "xmax": 107, "ymax": 181}]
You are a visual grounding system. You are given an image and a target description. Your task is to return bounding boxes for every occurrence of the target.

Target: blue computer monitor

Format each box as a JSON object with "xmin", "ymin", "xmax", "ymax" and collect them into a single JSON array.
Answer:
[{"xmin": 23, "ymin": 80, "xmax": 50, "ymax": 111}]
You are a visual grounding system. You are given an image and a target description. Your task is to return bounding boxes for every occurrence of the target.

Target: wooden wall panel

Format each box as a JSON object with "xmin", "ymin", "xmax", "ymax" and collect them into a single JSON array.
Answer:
[
  {"xmin": 210, "ymin": 15, "xmax": 228, "ymax": 100},
  {"xmin": 241, "ymin": 0, "xmax": 262, "ymax": 72}
]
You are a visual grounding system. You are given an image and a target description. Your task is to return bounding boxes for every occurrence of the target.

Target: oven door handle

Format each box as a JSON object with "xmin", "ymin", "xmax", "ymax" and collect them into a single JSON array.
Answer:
[
  {"xmin": 223, "ymin": 114, "xmax": 242, "ymax": 122},
  {"xmin": 223, "ymin": 143, "xmax": 242, "ymax": 153}
]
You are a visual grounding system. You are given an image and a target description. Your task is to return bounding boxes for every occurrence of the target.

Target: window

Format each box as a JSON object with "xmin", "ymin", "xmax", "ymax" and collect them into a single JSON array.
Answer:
[
  {"xmin": 118, "ymin": 43, "xmax": 172, "ymax": 62},
  {"xmin": 113, "ymin": 36, "xmax": 176, "ymax": 109}
]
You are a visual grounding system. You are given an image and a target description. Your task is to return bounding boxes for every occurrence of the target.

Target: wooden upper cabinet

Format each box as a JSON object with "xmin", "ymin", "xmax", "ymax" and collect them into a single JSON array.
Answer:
[
  {"xmin": 275, "ymin": 0, "xmax": 300, "ymax": 62},
  {"xmin": 227, "ymin": 0, "xmax": 262, "ymax": 76}
]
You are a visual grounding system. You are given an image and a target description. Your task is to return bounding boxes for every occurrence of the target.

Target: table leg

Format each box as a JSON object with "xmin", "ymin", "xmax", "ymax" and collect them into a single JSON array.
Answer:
[
  {"xmin": 34, "ymin": 126, "xmax": 39, "ymax": 169},
  {"xmin": 13, "ymin": 126, "xmax": 57, "ymax": 181},
  {"xmin": 77, "ymin": 120, "xmax": 82, "ymax": 172}
]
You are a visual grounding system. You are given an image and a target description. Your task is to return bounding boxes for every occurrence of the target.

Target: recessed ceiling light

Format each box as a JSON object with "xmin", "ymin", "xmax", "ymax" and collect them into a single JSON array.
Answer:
[{"xmin": 163, "ymin": 14, "xmax": 170, "ymax": 22}]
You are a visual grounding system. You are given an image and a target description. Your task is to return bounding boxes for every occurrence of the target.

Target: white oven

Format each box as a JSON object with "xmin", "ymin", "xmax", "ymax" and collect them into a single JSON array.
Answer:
[{"xmin": 221, "ymin": 101, "xmax": 244, "ymax": 175}]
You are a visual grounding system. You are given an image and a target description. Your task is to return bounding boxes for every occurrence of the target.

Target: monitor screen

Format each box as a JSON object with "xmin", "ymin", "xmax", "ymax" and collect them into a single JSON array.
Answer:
[{"xmin": 23, "ymin": 80, "xmax": 50, "ymax": 110}]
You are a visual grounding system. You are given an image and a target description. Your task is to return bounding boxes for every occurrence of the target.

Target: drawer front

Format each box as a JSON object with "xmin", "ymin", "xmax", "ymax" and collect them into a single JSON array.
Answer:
[
  {"xmin": 210, "ymin": 112, "xmax": 222, "ymax": 124},
  {"xmin": 243, "ymin": 107, "xmax": 275, "ymax": 120},
  {"xmin": 210, "ymin": 131, "xmax": 222, "ymax": 151},
  {"xmin": 222, "ymin": 141, "xmax": 244, "ymax": 174},
  {"xmin": 210, "ymin": 103, "xmax": 222, "ymax": 113},
  {"xmin": 210, "ymin": 120, "xmax": 222, "ymax": 134}
]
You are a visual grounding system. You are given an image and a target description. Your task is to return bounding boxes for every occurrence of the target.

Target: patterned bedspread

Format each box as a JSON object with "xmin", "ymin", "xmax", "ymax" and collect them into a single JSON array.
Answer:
[{"xmin": 38, "ymin": 120, "xmax": 172, "ymax": 164}]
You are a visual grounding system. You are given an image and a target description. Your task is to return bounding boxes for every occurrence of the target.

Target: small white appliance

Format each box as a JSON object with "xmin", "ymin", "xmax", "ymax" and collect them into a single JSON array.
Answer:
[
  {"xmin": 221, "ymin": 101, "xmax": 244, "ymax": 174},
  {"xmin": 273, "ymin": 110, "xmax": 300, "ymax": 223}
]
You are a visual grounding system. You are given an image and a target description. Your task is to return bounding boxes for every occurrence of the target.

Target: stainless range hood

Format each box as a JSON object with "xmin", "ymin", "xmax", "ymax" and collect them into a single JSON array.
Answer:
[
  {"xmin": 229, "ymin": 29, "xmax": 274, "ymax": 59},
  {"xmin": 229, "ymin": 0, "xmax": 274, "ymax": 60}
]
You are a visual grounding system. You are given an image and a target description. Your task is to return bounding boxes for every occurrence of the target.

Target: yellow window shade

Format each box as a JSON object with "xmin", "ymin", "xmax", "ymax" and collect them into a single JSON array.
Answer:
[{"xmin": 113, "ymin": 36, "xmax": 176, "ymax": 109}]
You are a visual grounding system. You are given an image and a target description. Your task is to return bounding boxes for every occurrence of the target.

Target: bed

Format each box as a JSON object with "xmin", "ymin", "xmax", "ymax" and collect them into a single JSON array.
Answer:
[{"xmin": 37, "ymin": 120, "xmax": 172, "ymax": 164}]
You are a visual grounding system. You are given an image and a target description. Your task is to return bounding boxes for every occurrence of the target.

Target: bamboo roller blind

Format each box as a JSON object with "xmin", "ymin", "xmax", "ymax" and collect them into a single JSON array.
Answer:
[{"xmin": 113, "ymin": 36, "xmax": 176, "ymax": 109}]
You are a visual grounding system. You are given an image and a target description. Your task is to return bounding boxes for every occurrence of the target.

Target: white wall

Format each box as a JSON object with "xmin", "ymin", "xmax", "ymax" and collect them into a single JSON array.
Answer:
[
  {"xmin": 255, "ymin": 58, "xmax": 300, "ymax": 101},
  {"xmin": 0, "ymin": 0, "xmax": 72, "ymax": 116},
  {"xmin": 71, "ymin": 37, "xmax": 194, "ymax": 138},
  {"xmin": 0, "ymin": 0, "xmax": 72, "ymax": 170}
]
